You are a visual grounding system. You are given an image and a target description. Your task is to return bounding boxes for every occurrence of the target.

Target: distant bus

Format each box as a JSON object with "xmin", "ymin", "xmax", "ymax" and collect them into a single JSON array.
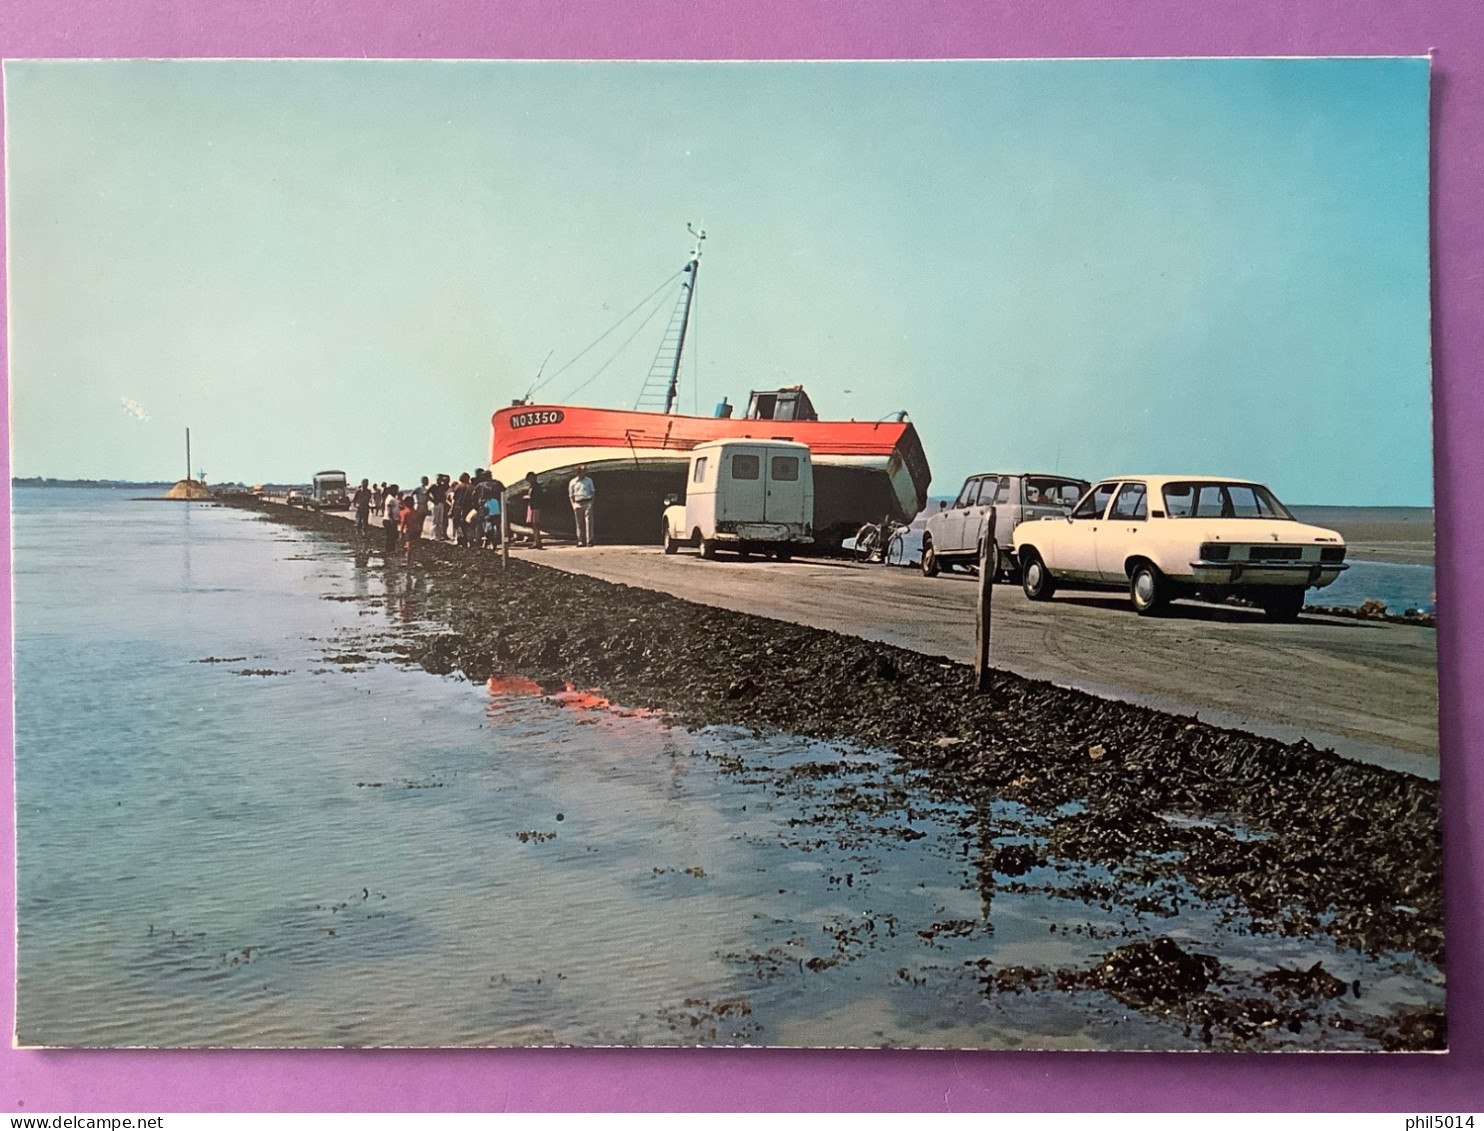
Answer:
[{"xmin": 312, "ymin": 470, "xmax": 349, "ymax": 509}]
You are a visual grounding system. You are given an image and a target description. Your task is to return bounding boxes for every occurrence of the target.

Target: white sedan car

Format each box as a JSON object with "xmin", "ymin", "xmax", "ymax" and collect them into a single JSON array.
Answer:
[{"xmin": 1011, "ymin": 475, "xmax": 1348, "ymax": 620}]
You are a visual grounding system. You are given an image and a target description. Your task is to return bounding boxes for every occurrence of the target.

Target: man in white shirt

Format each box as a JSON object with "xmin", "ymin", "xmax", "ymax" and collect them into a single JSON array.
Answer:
[
  {"xmin": 382, "ymin": 484, "xmax": 401, "ymax": 556},
  {"xmin": 569, "ymin": 466, "xmax": 595, "ymax": 547}
]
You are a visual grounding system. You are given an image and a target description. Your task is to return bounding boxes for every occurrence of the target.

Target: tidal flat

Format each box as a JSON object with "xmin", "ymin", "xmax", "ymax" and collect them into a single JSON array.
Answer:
[{"xmin": 209, "ymin": 497, "xmax": 1445, "ymax": 1051}]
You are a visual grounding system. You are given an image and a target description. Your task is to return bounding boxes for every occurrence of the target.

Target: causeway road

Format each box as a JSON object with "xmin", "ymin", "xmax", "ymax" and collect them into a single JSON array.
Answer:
[{"xmin": 530, "ymin": 545, "xmax": 1439, "ymax": 779}]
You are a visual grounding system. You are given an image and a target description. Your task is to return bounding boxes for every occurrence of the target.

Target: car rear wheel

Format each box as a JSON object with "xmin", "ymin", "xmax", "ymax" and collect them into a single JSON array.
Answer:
[
  {"xmin": 1129, "ymin": 562, "xmax": 1169, "ymax": 616},
  {"xmin": 1258, "ymin": 587, "xmax": 1305, "ymax": 622},
  {"xmin": 1021, "ymin": 551, "xmax": 1056, "ymax": 601},
  {"xmin": 921, "ymin": 540, "xmax": 941, "ymax": 577}
]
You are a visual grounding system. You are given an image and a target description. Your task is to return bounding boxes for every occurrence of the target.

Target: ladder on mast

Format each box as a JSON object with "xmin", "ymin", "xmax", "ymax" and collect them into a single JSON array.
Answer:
[{"xmin": 634, "ymin": 226, "xmax": 704, "ymax": 413}]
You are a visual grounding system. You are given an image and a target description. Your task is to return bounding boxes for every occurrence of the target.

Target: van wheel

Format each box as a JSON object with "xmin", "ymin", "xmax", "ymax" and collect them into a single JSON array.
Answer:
[
  {"xmin": 701, "ymin": 537, "xmax": 718, "ymax": 560},
  {"xmin": 662, "ymin": 519, "xmax": 679, "ymax": 555},
  {"xmin": 921, "ymin": 540, "xmax": 941, "ymax": 577},
  {"xmin": 1258, "ymin": 587, "xmax": 1305, "ymax": 622},
  {"xmin": 775, "ymin": 547, "xmax": 793, "ymax": 562},
  {"xmin": 738, "ymin": 546, "xmax": 752, "ymax": 559},
  {"xmin": 1130, "ymin": 562, "xmax": 1169, "ymax": 616},
  {"xmin": 1021, "ymin": 551, "xmax": 1056, "ymax": 600}
]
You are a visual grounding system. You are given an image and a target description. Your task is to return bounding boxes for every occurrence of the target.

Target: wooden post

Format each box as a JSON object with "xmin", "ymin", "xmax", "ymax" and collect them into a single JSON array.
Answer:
[
  {"xmin": 500, "ymin": 487, "xmax": 510, "ymax": 568},
  {"xmin": 975, "ymin": 507, "xmax": 997, "ymax": 695}
]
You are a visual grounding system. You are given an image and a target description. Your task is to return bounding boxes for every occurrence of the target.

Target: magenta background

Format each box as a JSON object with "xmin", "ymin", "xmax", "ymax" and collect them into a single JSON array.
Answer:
[{"xmin": 1, "ymin": 0, "xmax": 1480, "ymax": 1113}]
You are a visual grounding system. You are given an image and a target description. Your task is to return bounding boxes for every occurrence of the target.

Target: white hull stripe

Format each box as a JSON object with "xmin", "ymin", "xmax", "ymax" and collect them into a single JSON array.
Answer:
[{"xmin": 491, "ymin": 445, "xmax": 891, "ymax": 486}]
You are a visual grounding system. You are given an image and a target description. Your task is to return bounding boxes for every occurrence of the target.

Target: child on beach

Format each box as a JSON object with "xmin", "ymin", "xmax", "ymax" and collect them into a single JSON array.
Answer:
[
  {"xmin": 482, "ymin": 485, "xmax": 503, "ymax": 550},
  {"xmin": 523, "ymin": 471, "xmax": 545, "ymax": 549},
  {"xmin": 399, "ymin": 493, "xmax": 422, "ymax": 562}
]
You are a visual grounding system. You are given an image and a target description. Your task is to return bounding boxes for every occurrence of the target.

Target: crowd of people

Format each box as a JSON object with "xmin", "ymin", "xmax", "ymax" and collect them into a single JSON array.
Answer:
[{"xmin": 346, "ymin": 466, "xmax": 597, "ymax": 562}]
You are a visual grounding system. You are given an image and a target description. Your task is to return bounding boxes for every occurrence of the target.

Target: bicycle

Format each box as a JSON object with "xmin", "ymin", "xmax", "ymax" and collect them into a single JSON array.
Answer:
[{"xmin": 852, "ymin": 519, "xmax": 911, "ymax": 565}]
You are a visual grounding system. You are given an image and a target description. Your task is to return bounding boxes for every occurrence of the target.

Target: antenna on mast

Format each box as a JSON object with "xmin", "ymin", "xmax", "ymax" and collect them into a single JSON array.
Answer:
[{"xmin": 521, "ymin": 350, "xmax": 555, "ymax": 404}]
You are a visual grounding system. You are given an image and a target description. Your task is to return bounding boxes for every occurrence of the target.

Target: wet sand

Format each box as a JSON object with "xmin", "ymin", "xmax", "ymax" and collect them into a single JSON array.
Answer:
[
  {"xmin": 231, "ymin": 499, "xmax": 1445, "ymax": 1049},
  {"xmin": 1289, "ymin": 510, "xmax": 1435, "ymax": 565},
  {"xmin": 1325, "ymin": 523, "xmax": 1434, "ymax": 565}
]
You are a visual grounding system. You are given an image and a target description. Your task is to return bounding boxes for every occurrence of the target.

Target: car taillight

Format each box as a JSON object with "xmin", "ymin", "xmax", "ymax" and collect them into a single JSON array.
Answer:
[
  {"xmin": 1320, "ymin": 546, "xmax": 1346, "ymax": 563},
  {"xmin": 1199, "ymin": 543, "xmax": 1231, "ymax": 561}
]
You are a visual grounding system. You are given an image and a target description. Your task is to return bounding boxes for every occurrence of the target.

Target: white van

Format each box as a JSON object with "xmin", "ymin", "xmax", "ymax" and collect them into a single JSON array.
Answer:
[
  {"xmin": 662, "ymin": 440, "xmax": 814, "ymax": 561},
  {"xmin": 311, "ymin": 469, "xmax": 349, "ymax": 510}
]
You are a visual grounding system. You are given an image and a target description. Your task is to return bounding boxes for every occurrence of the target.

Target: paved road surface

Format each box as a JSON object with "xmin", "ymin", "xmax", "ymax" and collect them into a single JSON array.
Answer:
[{"xmin": 530, "ymin": 545, "xmax": 1439, "ymax": 779}]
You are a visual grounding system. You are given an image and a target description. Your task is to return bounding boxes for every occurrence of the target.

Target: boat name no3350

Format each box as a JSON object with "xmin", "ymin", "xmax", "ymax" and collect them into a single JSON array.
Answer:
[{"xmin": 509, "ymin": 410, "xmax": 566, "ymax": 429}]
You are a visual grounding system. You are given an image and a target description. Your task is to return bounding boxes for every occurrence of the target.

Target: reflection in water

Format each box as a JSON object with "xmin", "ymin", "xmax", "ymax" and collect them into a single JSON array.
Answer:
[
  {"xmin": 971, "ymin": 805, "xmax": 998, "ymax": 926},
  {"xmin": 177, "ymin": 499, "xmax": 198, "ymax": 587},
  {"xmin": 485, "ymin": 674, "xmax": 544, "ymax": 699},
  {"xmin": 380, "ymin": 566, "xmax": 423, "ymax": 624},
  {"xmin": 350, "ymin": 547, "xmax": 373, "ymax": 593}
]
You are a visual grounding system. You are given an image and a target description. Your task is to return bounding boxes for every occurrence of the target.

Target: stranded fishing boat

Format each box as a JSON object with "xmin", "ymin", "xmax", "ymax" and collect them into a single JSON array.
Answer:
[{"xmin": 489, "ymin": 232, "xmax": 931, "ymax": 547}]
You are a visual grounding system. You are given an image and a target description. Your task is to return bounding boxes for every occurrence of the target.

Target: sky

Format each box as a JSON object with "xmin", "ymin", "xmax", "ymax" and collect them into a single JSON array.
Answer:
[{"xmin": 4, "ymin": 58, "xmax": 1433, "ymax": 505}]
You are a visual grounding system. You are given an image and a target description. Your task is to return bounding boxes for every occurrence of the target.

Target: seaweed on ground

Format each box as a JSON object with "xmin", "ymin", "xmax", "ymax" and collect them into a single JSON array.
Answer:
[{"xmin": 235, "ymin": 499, "xmax": 1445, "ymax": 1046}]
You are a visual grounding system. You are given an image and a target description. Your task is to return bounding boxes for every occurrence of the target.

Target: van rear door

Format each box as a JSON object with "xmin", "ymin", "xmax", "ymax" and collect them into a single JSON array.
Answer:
[
  {"xmin": 718, "ymin": 447, "xmax": 766, "ymax": 524},
  {"xmin": 763, "ymin": 447, "xmax": 806, "ymax": 524}
]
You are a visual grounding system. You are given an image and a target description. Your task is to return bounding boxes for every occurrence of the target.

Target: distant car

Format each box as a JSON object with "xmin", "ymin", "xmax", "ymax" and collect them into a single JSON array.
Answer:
[
  {"xmin": 285, "ymin": 488, "xmax": 313, "ymax": 507},
  {"xmin": 921, "ymin": 472, "xmax": 1089, "ymax": 579},
  {"xmin": 1011, "ymin": 475, "xmax": 1348, "ymax": 620}
]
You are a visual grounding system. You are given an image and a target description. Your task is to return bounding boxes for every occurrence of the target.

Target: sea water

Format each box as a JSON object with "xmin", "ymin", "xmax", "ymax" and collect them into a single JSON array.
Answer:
[
  {"xmin": 1308, "ymin": 560, "xmax": 1436, "ymax": 614},
  {"xmin": 10, "ymin": 489, "xmax": 1441, "ymax": 1048}
]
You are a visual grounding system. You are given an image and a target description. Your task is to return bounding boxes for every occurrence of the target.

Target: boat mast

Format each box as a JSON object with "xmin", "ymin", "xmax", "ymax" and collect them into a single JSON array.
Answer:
[
  {"xmin": 635, "ymin": 225, "xmax": 706, "ymax": 414},
  {"xmin": 664, "ymin": 225, "xmax": 705, "ymax": 414}
]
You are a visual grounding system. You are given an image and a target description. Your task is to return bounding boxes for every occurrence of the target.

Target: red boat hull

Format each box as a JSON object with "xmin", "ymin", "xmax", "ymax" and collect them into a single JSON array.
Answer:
[{"xmin": 489, "ymin": 403, "xmax": 931, "ymax": 546}]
